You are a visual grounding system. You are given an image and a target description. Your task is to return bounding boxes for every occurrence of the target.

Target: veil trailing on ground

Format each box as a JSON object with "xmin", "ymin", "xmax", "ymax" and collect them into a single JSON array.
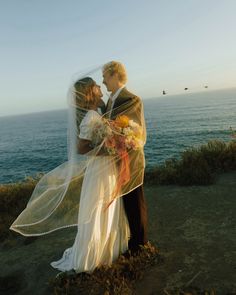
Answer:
[{"xmin": 9, "ymin": 66, "xmax": 146, "ymax": 236}]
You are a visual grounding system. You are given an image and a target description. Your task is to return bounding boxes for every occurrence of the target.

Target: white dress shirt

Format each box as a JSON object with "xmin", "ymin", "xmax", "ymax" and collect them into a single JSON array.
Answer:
[
  {"xmin": 97, "ymin": 107, "xmax": 102, "ymax": 115},
  {"xmin": 109, "ymin": 85, "xmax": 126, "ymax": 118}
]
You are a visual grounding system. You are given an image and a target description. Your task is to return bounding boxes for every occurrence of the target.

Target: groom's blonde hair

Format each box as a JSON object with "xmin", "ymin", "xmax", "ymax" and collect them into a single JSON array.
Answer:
[{"xmin": 103, "ymin": 61, "xmax": 127, "ymax": 84}]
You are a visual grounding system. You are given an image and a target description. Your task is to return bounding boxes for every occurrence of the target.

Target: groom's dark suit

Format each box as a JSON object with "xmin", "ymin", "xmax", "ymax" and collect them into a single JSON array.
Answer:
[{"xmin": 105, "ymin": 87, "xmax": 148, "ymax": 252}]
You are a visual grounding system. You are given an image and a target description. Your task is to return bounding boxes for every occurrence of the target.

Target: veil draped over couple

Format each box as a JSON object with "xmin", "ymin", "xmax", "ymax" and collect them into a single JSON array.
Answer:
[{"xmin": 10, "ymin": 61, "xmax": 148, "ymax": 274}]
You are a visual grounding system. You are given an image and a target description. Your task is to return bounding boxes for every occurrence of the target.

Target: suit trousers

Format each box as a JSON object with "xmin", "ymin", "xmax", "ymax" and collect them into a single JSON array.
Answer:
[{"xmin": 122, "ymin": 184, "xmax": 148, "ymax": 251}]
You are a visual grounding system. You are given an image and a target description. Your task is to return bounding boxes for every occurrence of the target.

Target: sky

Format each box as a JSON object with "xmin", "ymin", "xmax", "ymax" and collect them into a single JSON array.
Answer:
[{"xmin": 0, "ymin": 0, "xmax": 236, "ymax": 117}]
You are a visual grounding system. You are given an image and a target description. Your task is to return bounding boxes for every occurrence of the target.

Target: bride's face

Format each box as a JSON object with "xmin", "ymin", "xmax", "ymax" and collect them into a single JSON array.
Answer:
[{"xmin": 92, "ymin": 84, "xmax": 102, "ymax": 99}]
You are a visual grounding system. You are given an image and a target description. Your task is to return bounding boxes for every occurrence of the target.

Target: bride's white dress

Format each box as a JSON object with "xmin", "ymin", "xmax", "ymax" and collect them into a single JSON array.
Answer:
[{"xmin": 50, "ymin": 110, "xmax": 130, "ymax": 273}]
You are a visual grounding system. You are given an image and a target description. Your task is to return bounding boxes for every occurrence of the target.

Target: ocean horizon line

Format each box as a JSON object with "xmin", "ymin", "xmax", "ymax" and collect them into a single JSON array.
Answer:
[{"xmin": 1, "ymin": 86, "xmax": 236, "ymax": 119}]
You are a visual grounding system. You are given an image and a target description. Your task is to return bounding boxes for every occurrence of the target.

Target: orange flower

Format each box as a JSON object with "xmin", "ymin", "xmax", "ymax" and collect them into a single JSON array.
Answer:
[{"xmin": 115, "ymin": 115, "xmax": 129, "ymax": 128}]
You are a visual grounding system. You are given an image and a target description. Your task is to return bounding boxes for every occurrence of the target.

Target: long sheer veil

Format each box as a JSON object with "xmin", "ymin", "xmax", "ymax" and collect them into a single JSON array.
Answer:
[{"xmin": 9, "ymin": 66, "xmax": 146, "ymax": 236}]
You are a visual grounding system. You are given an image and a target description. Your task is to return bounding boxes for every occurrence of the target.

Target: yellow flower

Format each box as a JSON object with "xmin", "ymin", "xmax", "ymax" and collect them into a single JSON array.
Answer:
[{"xmin": 115, "ymin": 115, "xmax": 129, "ymax": 128}]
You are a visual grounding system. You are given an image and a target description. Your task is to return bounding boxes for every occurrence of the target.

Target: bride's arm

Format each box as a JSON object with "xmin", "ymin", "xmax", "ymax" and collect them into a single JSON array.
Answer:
[
  {"xmin": 78, "ymin": 139, "xmax": 108, "ymax": 156},
  {"xmin": 77, "ymin": 138, "xmax": 93, "ymax": 154}
]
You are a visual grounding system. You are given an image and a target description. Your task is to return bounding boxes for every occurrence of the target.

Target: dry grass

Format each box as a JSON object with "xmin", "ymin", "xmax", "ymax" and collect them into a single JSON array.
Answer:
[{"xmin": 48, "ymin": 241, "xmax": 162, "ymax": 295}]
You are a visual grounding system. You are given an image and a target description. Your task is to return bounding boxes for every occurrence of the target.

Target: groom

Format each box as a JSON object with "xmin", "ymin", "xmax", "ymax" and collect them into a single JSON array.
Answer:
[{"xmin": 102, "ymin": 61, "xmax": 148, "ymax": 254}]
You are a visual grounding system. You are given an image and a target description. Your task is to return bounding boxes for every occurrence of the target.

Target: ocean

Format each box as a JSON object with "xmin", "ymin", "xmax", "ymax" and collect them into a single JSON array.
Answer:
[{"xmin": 0, "ymin": 87, "xmax": 235, "ymax": 184}]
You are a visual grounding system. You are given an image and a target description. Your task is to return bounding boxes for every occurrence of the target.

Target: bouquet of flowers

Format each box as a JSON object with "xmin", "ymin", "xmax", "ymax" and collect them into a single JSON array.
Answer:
[
  {"xmin": 90, "ymin": 115, "xmax": 143, "ymax": 155},
  {"xmin": 90, "ymin": 115, "xmax": 144, "ymax": 208}
]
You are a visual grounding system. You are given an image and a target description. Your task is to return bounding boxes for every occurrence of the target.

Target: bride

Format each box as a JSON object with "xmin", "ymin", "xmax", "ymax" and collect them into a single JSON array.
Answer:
[{"xmin": 50, "ymin": 77, "xmax": 130, "ymax": 273}]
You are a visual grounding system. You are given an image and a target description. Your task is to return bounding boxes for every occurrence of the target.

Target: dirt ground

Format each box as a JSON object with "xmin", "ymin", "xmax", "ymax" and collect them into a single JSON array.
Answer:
[
  {"xmin": 135, "ymin": 172, "xmax": 236, "ymax": 294},
  {"xmin": 0, "ymin": 172, "xmax": 235, "ymax": 295}
]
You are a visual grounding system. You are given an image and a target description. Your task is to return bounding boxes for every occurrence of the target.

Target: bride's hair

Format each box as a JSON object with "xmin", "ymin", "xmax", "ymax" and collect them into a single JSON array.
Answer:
[
  {"xmin": 73, "ymin": 77, "xmax": 100, "ymax": 131},
  {"xmin": 74, "ymin": 77, "xmax": 99, "ymax": 110},
  {"xmin": 103, "ymin": 61, "xmax": 127, "ymax": 84}
]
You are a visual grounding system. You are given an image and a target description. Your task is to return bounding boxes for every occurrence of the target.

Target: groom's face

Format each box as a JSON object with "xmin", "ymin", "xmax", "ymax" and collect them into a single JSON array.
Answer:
[{"xmin": 102, "ymin": 71, "xmax": 116, "ymax": 92}]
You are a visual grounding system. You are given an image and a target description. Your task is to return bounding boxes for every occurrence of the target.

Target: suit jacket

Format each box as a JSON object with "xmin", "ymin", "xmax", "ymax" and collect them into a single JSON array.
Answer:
[
  {"xmin": 105, "ymin": 87, "xmax": 141, "ymax": 122},
  {"xmin": 105, "ymin": 87, "xmax": 146, "ymax": 190}
]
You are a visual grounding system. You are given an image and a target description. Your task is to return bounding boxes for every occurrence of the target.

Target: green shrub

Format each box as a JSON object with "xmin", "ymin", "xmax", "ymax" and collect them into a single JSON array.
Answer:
[
  {"xmin": 0, "ymin": 173, "xmax": 43, "ymax": 242},
  {"xmin": 177, "ymin": 148, "xmax": 215, "ymax": 185},
  {"xmin": 145, "ymin": 139, "xmax": 236, "ymax": 186}
]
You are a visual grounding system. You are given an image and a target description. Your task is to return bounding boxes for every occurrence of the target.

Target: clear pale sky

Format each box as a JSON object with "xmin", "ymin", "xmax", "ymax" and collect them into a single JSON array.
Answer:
[{"xmin": 0, "ymin": 0, "xmax": 236, "ymax": 117}]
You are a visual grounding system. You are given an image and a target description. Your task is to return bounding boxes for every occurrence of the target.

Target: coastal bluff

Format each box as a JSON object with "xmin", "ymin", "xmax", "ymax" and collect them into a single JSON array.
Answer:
[{"xmin": 0, "ymin": 171, "xmax": 235, "ymax": 294}]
